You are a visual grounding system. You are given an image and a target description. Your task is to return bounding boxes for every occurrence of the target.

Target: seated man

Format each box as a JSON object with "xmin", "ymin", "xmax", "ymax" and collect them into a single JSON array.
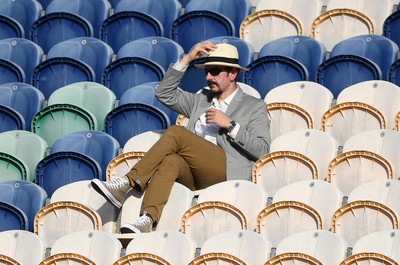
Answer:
[{"xmin": 92, "ymin": 41, "xmax": 271, "ymax": 233}]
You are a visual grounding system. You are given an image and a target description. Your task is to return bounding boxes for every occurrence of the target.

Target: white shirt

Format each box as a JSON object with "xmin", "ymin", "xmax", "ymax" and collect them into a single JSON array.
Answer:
[{"xmin": 173, "ymin": 61, "xmax": 240, "ymax": 144}]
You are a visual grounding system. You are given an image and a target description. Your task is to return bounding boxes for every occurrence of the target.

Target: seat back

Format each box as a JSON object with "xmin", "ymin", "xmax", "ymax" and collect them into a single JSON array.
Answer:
[
  {"xmin": 275, "ymin": 229, "xmax": 348, "ymax": 265},
  {"xmin": 0, "ymin": 201, "xmax": 28, "ymax": 232},
  {"xmin": 384, "ymin": 10, "xmax": 400, "ymax": 51},
  {"xmin": 0, "ymin": 130, "xmax": 48, "ymax": 182},
  {"xmin": 0, "ymin": 58, "xmax": 25, "ymax": 84},
  {"xmin": 32, "ymin": 57, "xmax": 95, "ymax": 99},
  {"xmin": 39, "ymin": 253, "xmax": 96, "ymax": 265},
  {"xmin": 258, "ymin": 36, "xmax": 327, "ymax": 81},
  {"xmin": 49, "ymin": 230, "xmax": 122, "ymax": 265},
  {"xmin": 273, "ymin": 180, "xmax": 343, "ymax": 230},
  {"xmin": 0, "ymin": 104, "xmax": 25, "ymax": 132},
  {"xmin": 200, "ymin": 230, "xmax": 272, "ymax": 265},
  {"xmin": 331, "ymin": 200, "xmax": 399, "ymax": 246},
  {"xmin": 240, "ymin": 9, "xmax": 302, "ymax": 53},
  {"xmin": 171, "ymin": 10, "xmax": 235, "ymax": 53},
  {"xmin": 47, "ymin": 37, "xmax": 114, "ymax": 83},
  {"xmin": 46, "ymin": 0, "xmax": 111, "ymax": 38},
  {"xmin": 51, "ymin": 180, "xmax": 118, "ymax": 233},
  {"xmin": 197, "ymin": 180, "xmax": 268, "ymax": 231},
  {"xmin": 51, "ymin": 130, "xmax": 120, "ymax": 181},
  {"xmin": 47, "ymin": 81, "xmax": 116, "ymax": 131},
  {"xmin": 311, "ymin": 8, "xmax": 374, "ymax": 52},
  {"xmin": 0, "ymin": 0, "xmax": 42, "ymax": 38},
  {"xmin": 119, "ymin": 82, "xmax": 178, "ymax": 126},
  {"xmin": 117, "ymin": 37, "xmax": 184, "ymax": 71},
  {"xmin": 0, "ymin": 151, "xmax": 29, "ymax": 182},
  {"xmin": 0, "ymin": 180, "xmax": 47, "ymax": 232},
  {"xmin": 181, "ymin": 201, "xmax": 247, "ymax": 247},
  {"xmin": 0, "ymin": 38, "xmax": 44, "ymax": 82},
  {"xmin": 124, "ymin": 230, "xmax": 197, "ymax": 265},
  {"xmin": 104, "ymin": 103, "xmax": 170, "ymax": 146},
  {"xmin": 264, "ymin": 81, "xmax": 333, "ymax": 138},
  {"xmin": 0, "ymin": 230, "xmax": 45, "ymax": 265},
  {"xmin": 35, "ymin": 151, "xmax": 101, "ymax": 197},
  {"xmin": 330, "ymin": 35, "xmax": 398, "ymax": 80},
  {"xmin": 32, "ymin": 104, "xmax": 97, "ymax": 147},
  {"xmin": 123, "ymin": 130, "xmax": 164, "ymax": 153},
  {"xmin": 34, "ymin": 201, "xmax": 102, "ymax": 249},
  {"xmin": 0, "ymin": 83, "xmax": 44, "ymax": 131}
]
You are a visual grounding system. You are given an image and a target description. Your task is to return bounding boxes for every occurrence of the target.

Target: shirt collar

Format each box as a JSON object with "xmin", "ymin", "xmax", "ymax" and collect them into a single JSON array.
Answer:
[{"xmin": 212, "ymin": 87, "xmax": 238, "ymax": 107}]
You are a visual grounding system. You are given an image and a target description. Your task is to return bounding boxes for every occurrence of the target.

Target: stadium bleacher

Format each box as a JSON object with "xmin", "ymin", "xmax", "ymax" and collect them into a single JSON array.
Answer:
[{"xmin": 2, "ymin": 0, "xmax": 400, "ymax": 264}]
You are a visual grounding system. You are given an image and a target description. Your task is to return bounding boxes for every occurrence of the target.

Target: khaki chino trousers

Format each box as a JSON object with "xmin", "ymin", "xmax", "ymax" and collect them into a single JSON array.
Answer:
[{"xmin": 125, "ymin": 125, "xmax": 227, "ymax": 223}]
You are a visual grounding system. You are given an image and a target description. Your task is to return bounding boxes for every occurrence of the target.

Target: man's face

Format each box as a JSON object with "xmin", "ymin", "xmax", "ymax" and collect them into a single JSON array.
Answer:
[{"xmin": 204, "ymin": 67, "xmax": 233, "ymax": 93}]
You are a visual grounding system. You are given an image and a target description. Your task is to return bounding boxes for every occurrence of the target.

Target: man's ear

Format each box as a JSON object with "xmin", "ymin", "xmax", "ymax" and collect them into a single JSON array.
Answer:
[{"xmin": 230, "ymin": 68, "xmax": 239, "ymax": 81}]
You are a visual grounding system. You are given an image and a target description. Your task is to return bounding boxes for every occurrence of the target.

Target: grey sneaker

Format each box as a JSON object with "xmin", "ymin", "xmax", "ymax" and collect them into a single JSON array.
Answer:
[
  {"xmin": 120, "ymin": 211, "xmax": 153, "ymax": 233},
  {"xmin": 91, "ymin": 176, "xmax": 131, "ymax": 208}
]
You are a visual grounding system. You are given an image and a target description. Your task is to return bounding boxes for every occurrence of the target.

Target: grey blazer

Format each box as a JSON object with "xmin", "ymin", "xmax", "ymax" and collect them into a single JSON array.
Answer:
[{"xmin": 156, "ymin": 66, "xmax": 271, "ymax": 181}]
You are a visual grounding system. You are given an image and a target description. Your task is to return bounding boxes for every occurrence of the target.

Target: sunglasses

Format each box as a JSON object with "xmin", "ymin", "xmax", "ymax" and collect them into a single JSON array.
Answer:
[{"xmin": 204, "ymin": 67, "xmax": 231, "ymax": 76}]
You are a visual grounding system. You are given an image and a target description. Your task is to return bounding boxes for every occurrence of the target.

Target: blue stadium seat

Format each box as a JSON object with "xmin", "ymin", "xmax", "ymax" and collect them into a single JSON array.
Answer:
[
  {"xmin": 0, "ymin": 201, "xmax": 28, "ymax": 231},
  {"xmin": 0, "ymin": 180, "xmax": 47, "ymax": 231},
  {"xmin": 170, "ymin": 10, "xmax": 235, "ymax": 53},
  {"xmin": 100, "ymin": 11, "xmax": 163, "ymax": 53},
  {"xmin": 179, "ymin": 57, "xmax": 207, "ymax": 94},
  {"xmin": 31, "ymin": 103, "xmax": 98, "ymax": 147},
  {"xmin": 388, "ymin": 58, "xmax": 400, "ymax": 86},
  {"xmin": 185, "ymin": 0, "xmax": 251, "ymax": 37},
  {"xmin": 29, "ymin": 12, "xmax": 93, "ymax": 53},
  {"xmin": 35, "ymin": 151, "xmax": 101, "ymax": 197},
  {"xmin": 117, "ymin": 36, "xmax": 184, "ymax": 71},
  {"xmin": 51, "ymin": 131, "xmax": 120, "ymax": 181},
  {"xmin": 257, "ymin": 35, "xmax": 327, "ymax": 81},
  {"xmin": 119, "ymin": 82, "xmax": 179, "ymax": 125},
  {"xmin": 45, "ymin": 0, "xmax": 111, "ymax": 38},
  {"xmin": 102, "ymin": 57, "xmax": 164, "ymax": 99},
  {"xmin": 316, "ymin": 55, "xmax": 382, "ymax": 98},
  {"xmin": 0, "ymin": 104, "xmax": 25, "ymax": 132},
  {"xmin": 47, "ymin": 37, "xmax": 114, "ymax": 83},
  {"xmin": 384, "ymin": 10, "xmax": 400, "ymax": 46},
  {"xmin": 330, "ymin": 34, "xmax": 399, "ymax": 80},
  {"xmin": 244, "ymin": 55, "xmax": 309, "ymax": 98},
  {"xmin": 0, "ymin": 0, "xmax": 42, "ymax": 39},
  {"xmin": 0, "ymin": 58, "xmax": 25, "ymax": 84},
  {"xmin": 36, "ymin": 0, "xmax": 53, "ymax": 9},
  {"xmin": 31, "ymin": 57, "xmax": 95, "ymax": 99},
  {"xmin": 0, "ymin": 38, "xmax": 43, "ymax": 82},
  {"xmin": 115, "ymin": 0, "xmax": 181, "ymax": 39},
  {"xmin": 104, "ymin": 103, "xmax": 170, "ymax": 146},
  {"xmin": 0, "ymin": 82, "xmax": 44, "ymax": 131}
]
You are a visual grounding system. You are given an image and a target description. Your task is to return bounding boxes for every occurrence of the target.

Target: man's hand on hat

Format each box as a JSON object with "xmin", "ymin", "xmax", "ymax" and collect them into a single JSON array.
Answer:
[{"xmin": 180, "ymin": 41, "xmax": 218, "ymax": 66}]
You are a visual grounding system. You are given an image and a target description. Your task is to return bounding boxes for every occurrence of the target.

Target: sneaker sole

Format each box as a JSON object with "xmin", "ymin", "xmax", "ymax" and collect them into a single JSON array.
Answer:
[
  {"xmin": 91, "ymin": 179, "xmax": 123, "ymax": 208},
  {"xmin": 120, "ymin": 223, "xmax": 142, "ymax": 234}
]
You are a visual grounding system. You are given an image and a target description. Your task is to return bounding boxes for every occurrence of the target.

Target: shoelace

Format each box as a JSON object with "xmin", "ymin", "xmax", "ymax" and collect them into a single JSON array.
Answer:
[
  {"xmin": 135, "ymin": 212, "xmax": 152, "ymax": 226},
  {"xmin": 105, "ymin": 177, "xmax": 129, "ymax": 189}
]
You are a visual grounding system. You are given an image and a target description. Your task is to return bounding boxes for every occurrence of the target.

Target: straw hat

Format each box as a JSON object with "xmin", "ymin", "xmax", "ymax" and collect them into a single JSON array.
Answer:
[{"xmin": 195, "ymin": 43, "xmax": 248, "ymax": 71}]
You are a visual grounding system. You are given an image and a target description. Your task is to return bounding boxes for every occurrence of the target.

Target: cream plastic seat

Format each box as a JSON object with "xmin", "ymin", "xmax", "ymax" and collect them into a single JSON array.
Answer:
[
  {"xmin": 265, "ymin": 252, "xmax": 323, "ymax": 265},
  {"xmin": 253, "ymin": 129, "xmax": 339, "ymax": 197},
  {"xmin": 0, "ymin": 230, "xmax": 45, "ymax": 265},
  {"xmin": 240, "ymin": 9, "xmax": 302, "ymax": 52},
  {"xmin": 198, "ymin": 230, "xmax": 272, "ymax": 265},
  {"xmin": 351, "ymin": 229, "xmax": 400, "ymax": 263},
  {"xmin": 189, "ymin": 253, "xmax": 247, "ymax": 265},
  {"xmin": 255, "ymin": 0, "xmax": 324, "ymax": 36},
  {"xmin": 311, "ymin": 8, "xmax": 374, "ymax": 51},
  {"xmin": 34, "ymin": 201, "xmax": 102, "ymax": 249},
  {"xmin": 39, "ymin": 253, "xmax": 96, "ymax": 265},
  {"xmin": 264, "ymin": 81, "xmax": 333, "ymax": 140},
  {"xmin": 321, "ymin": 80, "xmax": 400, "ymax": 146},
  {"xmin": 339, "ymin": 253, "xmax": 399, "ymax": 265},
  {"xmin": 51, "ymin": 180, "xmax": 119, "ymax": 233},
  {"xmin": 121, "ymin": 230, "xmax": 197, "ymax": 265},
  {"xmin": 196, "ymin": 180, "xmax": 268, "ymax": 231},
  {"xmin": 257, "ymin": 201, "xmax": 323, "ymax": 247},
  {"xmin": 273, "ymin": 180, "xmax": 343, "ymax": 230},
  {"xmin": 46, "ymin": 230, "xmax": 122, "ymax": 265},
  {"xmin": 122, "ymin": 130, "xmax": 164, "ymax": 153},
  {"xmin": 331, "ymin": 200, "xmax": 399, "ymax": 246},
  {"xmin": 325, "ymin": 0, "xmax": 394, "ymax": 35},
  {"xmin": 341, "ymin": 130, "xmax": 400, "ymax": 179},
  {"xmin": 275, "ymin": 230, "xmax": 348, "ymax": 265},
  {"xmin": 348, "ymin": 180, "xmax": 400, "ymax": 220},
  {"xmin": 106, "ymin": 151, "xmax": 145, "ymax": 181}
]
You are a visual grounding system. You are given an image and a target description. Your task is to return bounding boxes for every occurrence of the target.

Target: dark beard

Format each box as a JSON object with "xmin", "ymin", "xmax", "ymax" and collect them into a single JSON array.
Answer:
[{"xmin": 207, "ymin": 81, "xmax": 222, "ymax": 96}]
